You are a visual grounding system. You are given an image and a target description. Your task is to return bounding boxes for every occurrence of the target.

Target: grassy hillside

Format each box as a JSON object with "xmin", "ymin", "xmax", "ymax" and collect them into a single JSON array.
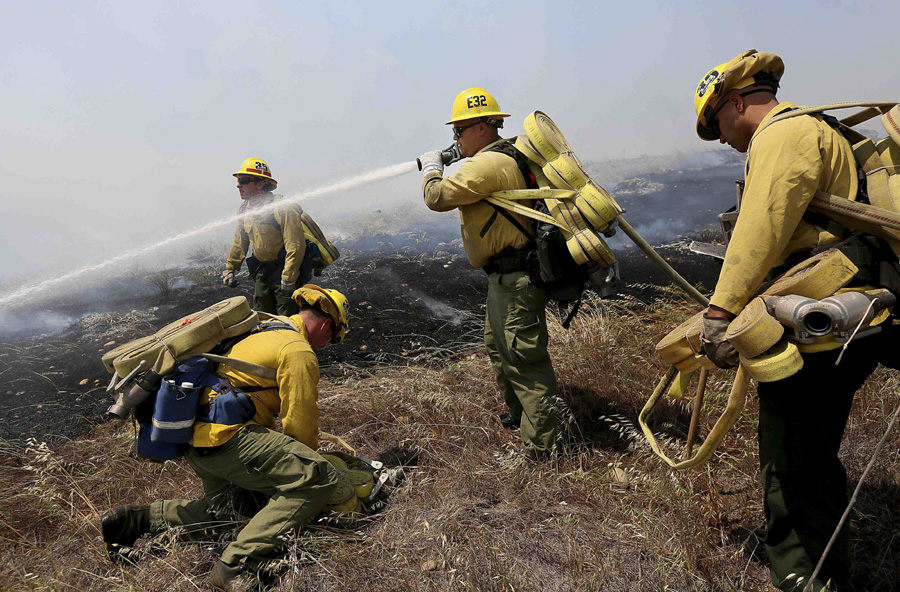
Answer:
[{"xmin": 1, "ymin": 288, "xmax": 899, "ymax": 592}]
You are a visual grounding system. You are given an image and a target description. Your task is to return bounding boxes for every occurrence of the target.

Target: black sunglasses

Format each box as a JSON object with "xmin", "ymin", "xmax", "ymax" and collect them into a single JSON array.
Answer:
[
  {"xmin": 237, "ymin": 176, "xmax": 261, "ymax": 185},
  {"xmin": 704, "ymin": 88, "xmax": 774, "ymax": 138},
  {"xmin": 452, "ymin": 120, "xmax": 482, "ymax": 137}
]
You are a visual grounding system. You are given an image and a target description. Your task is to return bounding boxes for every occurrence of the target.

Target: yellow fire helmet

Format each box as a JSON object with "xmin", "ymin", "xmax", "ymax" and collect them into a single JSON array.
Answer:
[
  {"xmin": 694, "ymin": 50, "xmax": 785, "ymax": 141},
  {"xmin": 446, "ymin": 87, "xmax": 511, "ymax": 125},
  {"xmin": 293, "ymin": 284, "xmax": 349, "ymax": 344},
  {"xmin": 233, "ymin": 157, "xmax": 277, "ymax": 187}
]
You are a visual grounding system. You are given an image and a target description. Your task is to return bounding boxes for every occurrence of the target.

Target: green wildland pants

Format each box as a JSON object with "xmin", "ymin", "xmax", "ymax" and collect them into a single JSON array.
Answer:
[
  {"xmin": 756, "ymin": 335, "xmax": 882, "ymax": 592},
  {"xmin": 149, "ymin": 425, "xmax": 336, "ymax": 569},
  {"xmin": 484, "ymin": 270, "xmax": 560, "ymax": 458},
  {"xmin": 247, "ymin": 256, "xmax": 300, "ymax": 316}
]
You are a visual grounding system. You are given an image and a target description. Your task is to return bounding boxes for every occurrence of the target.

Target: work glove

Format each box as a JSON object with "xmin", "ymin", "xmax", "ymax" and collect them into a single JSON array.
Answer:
[
  {"xmin": 418, "ymin": 150, "xmax": 444, "ymax": 177},
  {"xmin": 281, "ymin": 280, "xmax": 296, "ymax": 296},
  {"xmin": 700, "ymin": 315, "xmax": 739, "ymax": 369},
  {"xmin": 222, "ymin": 269, "xmax": 238, "ymax": 288}
]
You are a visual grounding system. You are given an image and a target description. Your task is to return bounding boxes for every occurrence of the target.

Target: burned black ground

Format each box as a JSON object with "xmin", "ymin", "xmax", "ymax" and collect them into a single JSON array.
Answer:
[
  {"xmin": 0, "ymin": 240, "xmax": 718, "ymax": 442},
  {"xmin": 0, "ymin": 162, "xmax": 735, "ymax": 442}
]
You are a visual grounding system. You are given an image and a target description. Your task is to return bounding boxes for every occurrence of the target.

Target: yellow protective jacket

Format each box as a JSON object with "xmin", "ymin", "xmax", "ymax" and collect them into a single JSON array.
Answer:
[
  {"xmin": 710, "ymin": 101, "xmax": 859, "ymax": 314},
  {"xmin": 190, "ymin": 316, "xmax": 320, "ymax": 449},
  {"xmin": 225, "ymin": 193, "xmax": 308, "ymax": 284},
  {"xmin": 423, "ymin": 139, "xmax": 531, "ymax": 268}
]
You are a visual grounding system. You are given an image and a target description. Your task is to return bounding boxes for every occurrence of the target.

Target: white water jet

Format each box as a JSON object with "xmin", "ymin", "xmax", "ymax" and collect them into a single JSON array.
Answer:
[{"xmin": 0, "ymin": 161, "xmax": 418, "ymax": 311}]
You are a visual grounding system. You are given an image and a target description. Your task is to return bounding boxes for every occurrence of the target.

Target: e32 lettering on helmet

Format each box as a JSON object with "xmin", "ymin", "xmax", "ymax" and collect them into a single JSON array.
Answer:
[{"xmin": 466, "ymin": 95, "xmax": 488, "ymax": 109}]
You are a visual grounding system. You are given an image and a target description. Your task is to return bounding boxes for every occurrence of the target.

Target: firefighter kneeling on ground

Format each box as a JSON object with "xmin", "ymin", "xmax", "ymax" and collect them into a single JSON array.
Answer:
[
  {"xmin": 100, "ymin": 285, "xmax": 349, "ymax": 592},
  {"xmin": 418, "ymin": 87, "xmax": 561, "ymax": 461},
  {"xmin": 223, "ymin": 157, "xmax": 316, "ymax": 316},
  {"xmin": 694, "ymin": 50, "xmax": 899, "ymax": 591}
]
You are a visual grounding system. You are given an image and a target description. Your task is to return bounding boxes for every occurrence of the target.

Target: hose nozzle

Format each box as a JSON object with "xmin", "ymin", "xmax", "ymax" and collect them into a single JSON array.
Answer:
[
  {"xmin": 107, "ymin": 369, "xmax": 162, "ymax": 420},
  {"xmin": 416, "ymin": 143, "xmax": 462, "ymax": 171}
]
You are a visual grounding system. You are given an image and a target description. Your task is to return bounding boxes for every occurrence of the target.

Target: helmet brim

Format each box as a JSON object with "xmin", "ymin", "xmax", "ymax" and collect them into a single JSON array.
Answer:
[
  {"xmin": 696, "ymin": 120, "xmax": 720, "ymax": 141},
  {"xmin": 233, "ymin": 171, "xmax": 277, "ymax": 187},
  {"xmin": 445, "ymin": 111, "xmax": 510, "ymax": 125}
]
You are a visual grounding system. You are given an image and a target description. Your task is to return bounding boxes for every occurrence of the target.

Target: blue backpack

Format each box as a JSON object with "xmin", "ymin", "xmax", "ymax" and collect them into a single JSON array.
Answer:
[{"xmin": 133, "ymin": 357, "xmax": 257, "ymax": 462}]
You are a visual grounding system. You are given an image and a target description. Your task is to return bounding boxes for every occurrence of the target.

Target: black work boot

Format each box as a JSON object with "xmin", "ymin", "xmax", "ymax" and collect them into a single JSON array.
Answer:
[
  {"xmin": 498, "ymin": 413, "xmax": 521, "ymax": 430},
  {"xmin": 210, "ymin": 560, "xmax": 252, "ymax": 592},
  {"xmin": 100, "ymin": 505, "xmax": 151, "ymax": 551}
]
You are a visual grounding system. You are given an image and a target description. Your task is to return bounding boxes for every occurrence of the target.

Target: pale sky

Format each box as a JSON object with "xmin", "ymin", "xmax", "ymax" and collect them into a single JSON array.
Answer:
[{"xmin": 1, "ymin": 0, "xmax": 897, "ymax": 282}]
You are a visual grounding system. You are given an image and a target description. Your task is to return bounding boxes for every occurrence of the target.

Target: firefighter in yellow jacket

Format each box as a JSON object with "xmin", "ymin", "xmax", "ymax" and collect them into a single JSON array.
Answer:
[
  {"xmin": 100, "ymin": 286, "xmax": 349, "ymax": 591},
  {"xmin": 418, "ymin": 88, "xmax": 560, "ymax": 460},
  {"xmin": 224, "ymin": 158, "xmax": 311, "ymax": 316},
  {"xmin": 694, "ymin": 50, "xmax": 894, "ymax": 591}
]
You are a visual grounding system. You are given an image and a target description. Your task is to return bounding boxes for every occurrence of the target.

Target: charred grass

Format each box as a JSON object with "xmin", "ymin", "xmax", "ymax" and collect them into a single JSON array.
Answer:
[{"xmin": 1, "ymin": 291, "xmax": 899, "ymax": 591}]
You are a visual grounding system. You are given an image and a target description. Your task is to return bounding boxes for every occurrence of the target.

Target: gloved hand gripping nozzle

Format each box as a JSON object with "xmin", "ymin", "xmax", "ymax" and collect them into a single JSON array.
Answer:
[
  {"xmin": 765, "ymin": 290, "xmax": 896, "ymax": 343},
  {"xmin": 416, "ymin": 143, "xmax": 462, "ymax": 171}
]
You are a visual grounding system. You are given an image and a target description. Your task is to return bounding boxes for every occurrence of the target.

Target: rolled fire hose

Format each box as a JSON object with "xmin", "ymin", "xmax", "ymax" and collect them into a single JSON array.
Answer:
[
  {"xmin": 488, "ymin": 110, "xmax": 706, "ymax": 305},
  {"xmin": 642, "ymin": 250, "xmax": 862, "ymax": 469},
  {"xmin": 301, "ymin": 211, "xmax": 340, "ymax": 266},
  {"xmin": 656, "ymin": 310, "xmax": 706, "ymax": 367},
  {"xmin": 739, "ymin": 340, "xmax": 804, "ymax": 383},
  {"xmin": 725, "ymin": 297, "xmax": 784, "ymax": 358},
  {"xmin": 760, "ymin": 249, "xmax": 858, "ymax": 300},
  {"xmin": 103, "ymin": 297, "xmax": 259, "ymax": 379},
  {"xmin": 642, "ymin": 339, "xmax": 802, "ymax": 470}
]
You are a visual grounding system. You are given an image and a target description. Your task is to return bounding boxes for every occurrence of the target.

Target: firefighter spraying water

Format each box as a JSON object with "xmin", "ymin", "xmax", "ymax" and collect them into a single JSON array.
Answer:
[{"xmin": 0, "ymin": 162, "xmax": 418, "ymax": 312}]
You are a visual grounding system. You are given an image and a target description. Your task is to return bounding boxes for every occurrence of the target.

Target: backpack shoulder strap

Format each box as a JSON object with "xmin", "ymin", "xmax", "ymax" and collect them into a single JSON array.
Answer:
[
  {"xmin": 756, "ymin": 101, "xmax": 897, "ymax": 137},
  {"xmin": 486, "ymin": 139, "xmax": 539, "ymax": 189},
  {"xmin": 481, "ymin": 201, "xmax": 534, "ymax": 240},
  {"xmin": 477, "ymin": 140, "xmax": 542, "ymax": 239},
  {"xmin": 753, "ymin": 102, "xmax": 900, "ymax": 223},
  {"xmin": 211, "ymin": 313, "xmax": 298, "ymax": 355}
]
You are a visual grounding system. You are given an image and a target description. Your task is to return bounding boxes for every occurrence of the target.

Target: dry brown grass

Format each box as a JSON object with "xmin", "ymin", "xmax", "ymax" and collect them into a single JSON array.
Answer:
[{"xmin": 1, "ymin": 292, "xmax": 898, "ymax": 591}]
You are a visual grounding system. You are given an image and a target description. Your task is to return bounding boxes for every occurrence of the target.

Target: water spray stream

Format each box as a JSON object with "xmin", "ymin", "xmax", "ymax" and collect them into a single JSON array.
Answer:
[{"xmin": 0, "ymin": 161, "xmax": 418, "ymax": 311}]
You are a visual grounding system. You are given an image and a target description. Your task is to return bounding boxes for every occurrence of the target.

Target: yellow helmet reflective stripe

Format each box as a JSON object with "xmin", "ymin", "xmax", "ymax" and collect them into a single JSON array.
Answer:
[
  {"xmin": 694, "ymin": 50, "xmax": 784, "ymax": 141},
  {"xmin": 233, "ymin": 157, "xmax": 278, "ymax": 187},
  {"xmin": 446, "ymin": 87, "xmax": 511, "ymax": 125},
  {"xmin": 293, "ymin": 284, "xmax": 350, "ymax": 344}
]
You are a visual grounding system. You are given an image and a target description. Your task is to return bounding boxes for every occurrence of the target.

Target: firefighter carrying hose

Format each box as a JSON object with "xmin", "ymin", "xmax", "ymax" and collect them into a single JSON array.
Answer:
[
  {"xmin": 694, "ymin": 50, "xmax": 900, "ymax": 591},
  {"xmin": 223, "ymin": 158, "xmax": 314, "ymax": 316},
  {"xmin": 100, "ymin": 286, "xmax": 349, "ymax": 592},
  {"xmin": 418, "ymin": 88, "xmax": 561, "ymax": 461}
]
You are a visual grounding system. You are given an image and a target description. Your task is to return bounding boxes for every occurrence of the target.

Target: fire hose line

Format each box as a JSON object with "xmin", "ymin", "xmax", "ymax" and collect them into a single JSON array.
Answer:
[
  {"xmin": 615, "ymin": 216, "xmax": 714, "ymax": 455},
  {"xmin": 639, "ymin": 364, "xmax": 751, "ymax": 470}
]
